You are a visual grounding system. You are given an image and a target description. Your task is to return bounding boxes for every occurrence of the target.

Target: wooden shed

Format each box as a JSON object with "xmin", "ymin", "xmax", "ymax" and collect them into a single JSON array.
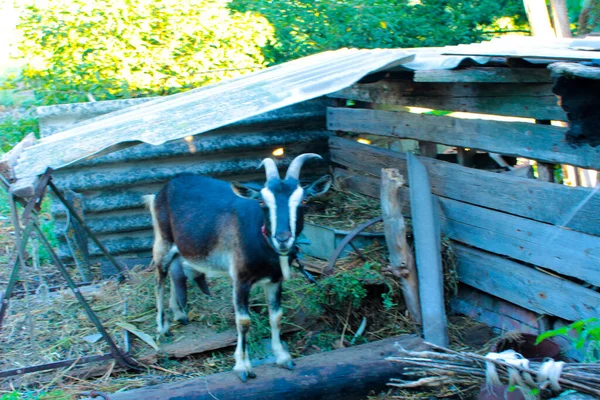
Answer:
[{"xmin": 10, "ymin": 36, "xmax": 600, "ymax": 349}]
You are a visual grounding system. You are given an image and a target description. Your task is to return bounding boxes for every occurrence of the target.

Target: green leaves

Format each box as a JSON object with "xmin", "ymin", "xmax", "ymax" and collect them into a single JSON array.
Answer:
[
  {"xmin": 14, "ymin": 0, "xmax": 275, "ymax": 105},
  {"xmin": 536, "ymin": 317, "xmax": 600, "ymax": 362}
]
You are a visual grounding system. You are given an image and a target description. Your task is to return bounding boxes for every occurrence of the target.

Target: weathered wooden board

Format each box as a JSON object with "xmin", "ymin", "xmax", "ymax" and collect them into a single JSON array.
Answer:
[
  {"xmin": 450, "ymin": 286, "xmax": 541, "ymax": 334},
  {"xmin": 328, "ymin": 80, "xmax": 566, "ymax": 120},
  {"xmin": 328, "ymin": 108, "xmax": 600, "ymax": 169},
  {"xmin": 330, "ymin": 137, "xmax": 600, "ymax": 236},
  {"xmin": 439, "ymin": 197, "xmax": 600, "ymax": 287},
  {"xmin": 453, "ymin": 245, "xmax": 600, "ymax": 321},
  {"xmin": 414, "ymin": 67, "xmax": 553, "ymax": 83},
  {"xmin": 333, "ymin": 165, "xmax": 600, "ymax": 286},
  {"xmin": 109, "ymin": 335, "xmax": 428, "ymax": 400}
]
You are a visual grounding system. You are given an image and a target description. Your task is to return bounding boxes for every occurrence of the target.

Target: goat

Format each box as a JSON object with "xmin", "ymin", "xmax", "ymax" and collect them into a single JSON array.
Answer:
[{"xmin": 143, "ymin": 153, "xmax": 331, "ymax": 381}]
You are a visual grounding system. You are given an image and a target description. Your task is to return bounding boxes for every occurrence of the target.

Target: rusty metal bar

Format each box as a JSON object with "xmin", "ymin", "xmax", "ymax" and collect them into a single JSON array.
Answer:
[
  {"xmin": 0, "ymin": 353, "xmax": 114, "ymax": 378},
  {"xmin": 33, "ymin": 223, "xmax": 141, "ymax": 371},
  {"xmin": 325, "ymin": 216, "xmax": 383, "ymax": 275},
  {"xmin": 48, "ymin": 179, "xmax": 128, "ymax": 280}
]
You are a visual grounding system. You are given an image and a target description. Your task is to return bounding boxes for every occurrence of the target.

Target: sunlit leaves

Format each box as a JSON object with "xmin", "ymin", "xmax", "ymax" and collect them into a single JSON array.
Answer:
[{"xmin": 15, "ymin": 0, "xmax": 276, "ymax": 104}]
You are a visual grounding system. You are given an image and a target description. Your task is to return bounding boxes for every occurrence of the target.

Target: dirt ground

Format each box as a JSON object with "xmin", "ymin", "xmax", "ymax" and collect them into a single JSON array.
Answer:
[{"xmin": 0, "ymin": 190, "xmax": 498, "ymax": 399}]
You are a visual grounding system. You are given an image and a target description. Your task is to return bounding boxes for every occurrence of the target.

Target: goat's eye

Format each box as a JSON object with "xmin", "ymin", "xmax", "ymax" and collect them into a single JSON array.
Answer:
[{"xmin": 301, "ymin": 198, "xmax": 308, "ymax": 205}]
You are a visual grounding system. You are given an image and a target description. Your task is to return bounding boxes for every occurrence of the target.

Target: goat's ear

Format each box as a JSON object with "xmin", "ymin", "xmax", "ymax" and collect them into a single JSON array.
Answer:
[
  {"xmin": 231, "ymin": 182, "xmax": 261, "ymax": 200},
  {"xmin": 303, "ymin": 175, "xmax": 332, "ymax": 198}
]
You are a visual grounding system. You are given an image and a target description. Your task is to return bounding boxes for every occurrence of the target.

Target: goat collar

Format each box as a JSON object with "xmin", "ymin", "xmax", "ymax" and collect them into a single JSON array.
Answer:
[{"xmin": 261, "ymin": 225, "xmax": 277, "ymax": 252}]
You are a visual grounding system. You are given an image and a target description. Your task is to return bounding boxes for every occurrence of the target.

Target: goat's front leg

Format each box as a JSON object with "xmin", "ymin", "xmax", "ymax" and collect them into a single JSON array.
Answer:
[
  {"xmin": 264, "ymin": 280, "xmax": 294, "ymax": 370},
  {"xmin": 233, "ymin": 280, "xmax": 255, "ymax": 382}
]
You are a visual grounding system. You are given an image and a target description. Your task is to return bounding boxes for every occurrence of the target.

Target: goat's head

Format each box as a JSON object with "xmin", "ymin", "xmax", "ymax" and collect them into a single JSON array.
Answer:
[{"xmin": 231, "ymin": 153, "xmax": 332, "ymax": 255}]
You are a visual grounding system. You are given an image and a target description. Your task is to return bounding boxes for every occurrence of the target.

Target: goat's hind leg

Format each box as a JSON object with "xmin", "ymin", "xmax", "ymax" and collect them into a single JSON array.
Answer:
[
  {"xmin": 169, "ymin": 256, "xmax": 189, "ymax": 325},
  {"xmin": 233, "ymin": 280, "xmax": 255, "ymax": 382},
  {"xmin": 155, "ymin": 259, "xmax": 171, "ymax": 335},
  {"xmin": 152, "ymin": 241, "xmax": 175, "ymax": 335},
  {"xmin": 264, "ymin": 280, "xmax": 294, "ymax": 370}
]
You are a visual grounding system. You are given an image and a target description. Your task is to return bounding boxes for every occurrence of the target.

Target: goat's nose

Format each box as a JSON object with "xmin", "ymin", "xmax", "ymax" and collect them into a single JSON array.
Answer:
[{"xmin": 275, "ymin": 231, "xmax": 292, "ymax": 243}]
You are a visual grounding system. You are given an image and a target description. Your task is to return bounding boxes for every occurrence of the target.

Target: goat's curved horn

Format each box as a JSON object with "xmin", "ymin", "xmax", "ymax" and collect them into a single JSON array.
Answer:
[
  {"xmin": 285, "ymin": 153, "xmax": 322, "ymax": 180},
  {"xmin": 259, "ymin": 158, "xmax": 280, "ymax": 181}
]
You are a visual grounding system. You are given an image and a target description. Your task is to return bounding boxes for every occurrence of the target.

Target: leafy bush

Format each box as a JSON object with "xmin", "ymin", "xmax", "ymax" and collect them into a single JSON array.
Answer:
[
  {"xmin": 15, "ymin": 0, "xmax": 275, "ymax": 104},
  {"xmin": 228, "ymin": 0, "xmax": 528, "ymax": 65}
]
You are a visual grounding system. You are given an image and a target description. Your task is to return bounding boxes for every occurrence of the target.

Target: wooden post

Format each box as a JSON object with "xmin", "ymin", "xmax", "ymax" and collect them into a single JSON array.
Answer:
[
  {"xmin": 457, "ymin": 148, "xmax": 475, "ymax": 167},
  {"xmin": 407, "ymin": 153, "xmax": 449, "ymax": 347},
  {"xmin": 550, "ymin": 0, "xmax": 572, "ymax": 38},
  {"xmin": 535, "ymin": 120, "xmax": 555, "ymax": 182},
  {"xmin": 418, "ymin": 141, "xmax": 437, "ymax": 158},
  {"xmin": 380, "ymin": 168, "xmax": 421, "ymax": 324},
  {"xmin": 537, "ymin": 162, "xmax": 556, "ymax": 182}
]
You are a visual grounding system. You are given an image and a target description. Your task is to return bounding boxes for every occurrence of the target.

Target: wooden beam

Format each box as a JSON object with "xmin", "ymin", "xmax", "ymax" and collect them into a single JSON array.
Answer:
[
  {"xmin": 453, "ymin": 244, "xmax": 600, "ymax": 321},
  {"xmin": 109, "ymin": 335, "xmax": 428, "ymax": 400},
  {"xmin": 328, "ymin": 80, "xmax": 566, "ymax": 121},
  {"xmin": 407, "ymin": 154, "xmax": 448, "ymax": 347},
  {"xmin": 380, "ymin": 169, "xmax": 420, "ymax": 324},
  {"xmin": 329, "ymin": 137, "xmax": 600, "ymax": 236},
  {"xmin": 327, "ymin": 107, "xmax": 599, "ymax": 169},
  {"xmin": 414, "ymin": 68, "xmax": 553, "ymax": 83}
]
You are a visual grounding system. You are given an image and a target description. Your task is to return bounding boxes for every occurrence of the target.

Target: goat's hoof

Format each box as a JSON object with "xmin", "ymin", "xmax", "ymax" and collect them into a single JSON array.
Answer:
[
  {"xmin": 177, "ymin": 317, "xmax": 189, "ymax": 325},
  {"xmin": 278, "ymin": 360, "xmax": 295, "ymax": 371},
  {"xmin": 248, "ymin": 371, "xmax": 257, "ymax": 379}
]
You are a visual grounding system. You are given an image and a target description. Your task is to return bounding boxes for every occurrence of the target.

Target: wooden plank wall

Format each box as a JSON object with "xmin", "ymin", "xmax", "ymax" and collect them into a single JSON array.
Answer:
[
  {"xmin": 327, "ymin": 68, "xmax": 600, "ymax": 332},
  {"xmin": 40, "ymin": 99, "xmax": 330, "ymax": 275}
]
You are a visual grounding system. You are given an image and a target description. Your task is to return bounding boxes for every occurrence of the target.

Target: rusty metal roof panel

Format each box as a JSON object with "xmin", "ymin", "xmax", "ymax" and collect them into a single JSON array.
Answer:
[{"xmin": 15, "ymin": 47, "xmax": 496, "ymax": 180}]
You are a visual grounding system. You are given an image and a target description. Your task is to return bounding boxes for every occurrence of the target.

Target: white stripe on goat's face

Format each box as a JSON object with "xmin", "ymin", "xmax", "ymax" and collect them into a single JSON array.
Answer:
[{"xmin": 261, "ymin": 179, "xmax": 304, "ymax": 255}]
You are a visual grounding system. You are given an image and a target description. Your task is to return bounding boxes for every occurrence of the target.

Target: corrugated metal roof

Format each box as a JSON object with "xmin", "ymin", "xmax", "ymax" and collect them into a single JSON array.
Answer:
[
  {"xmin": 442, "ymin": 36, "xmax": 600, "ymax": 60},
  {"xmin": 14, "ymin": 38, "xmax": 597, "ymax": 181},
  {"xmin": 14, "ymin": 48, "xmax": 494, "ymax": 180}
]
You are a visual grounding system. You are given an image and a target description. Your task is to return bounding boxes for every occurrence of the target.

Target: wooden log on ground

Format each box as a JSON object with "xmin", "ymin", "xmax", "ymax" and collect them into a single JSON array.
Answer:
[
  {"xmin": 108, "ymin": 335, "xmax": 427, "ymax": 400},
  {"xmin": 407, "ymin": 153, "xmax": 448, "ymax": 347},
  {"xmin": 380, "ymin": 169, "xmax": 420, "ymax": 324}
]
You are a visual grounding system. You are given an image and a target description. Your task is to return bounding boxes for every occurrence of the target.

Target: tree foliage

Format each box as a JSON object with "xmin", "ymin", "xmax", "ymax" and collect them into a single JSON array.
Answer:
[
  {"xmin": 228, "ymin": 0, "xmax": 528, "ymax": 65},
  {"xmin": 13, "ymin": 0, "xmax": 527, "ymax": 105},
  {"xmin": 15, "ymin": 0, "xmax": 275, "ymax": 104}
]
